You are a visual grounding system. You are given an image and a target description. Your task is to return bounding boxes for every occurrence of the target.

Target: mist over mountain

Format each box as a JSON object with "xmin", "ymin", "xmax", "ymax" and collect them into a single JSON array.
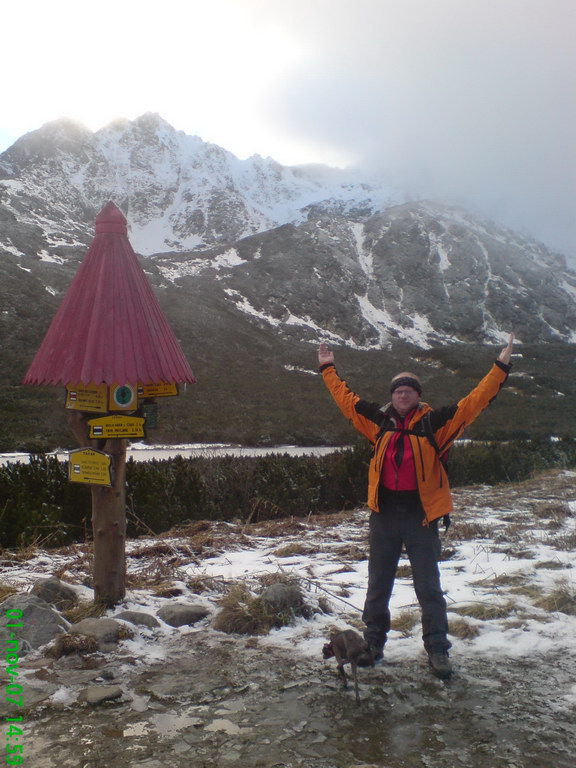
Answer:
[{"xmin": 1, "ymin": 114, "xmax": 575, "ymax": 449}]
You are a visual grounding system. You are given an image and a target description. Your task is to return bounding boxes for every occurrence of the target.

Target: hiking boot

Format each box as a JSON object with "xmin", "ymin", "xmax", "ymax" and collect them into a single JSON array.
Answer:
[
  {"xmin": 428, "ymin": 651, "xmax": 453, "ymax": 679},
  {"xmin": 357, "ymin": 645, "xmax": 383, "ymax": 667}
]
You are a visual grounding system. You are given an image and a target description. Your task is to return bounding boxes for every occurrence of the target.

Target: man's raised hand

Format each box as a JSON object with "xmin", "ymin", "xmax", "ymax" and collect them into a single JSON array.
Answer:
[
  {"xmin": 318, "ymin": 342, "xmax": 334, "ymax": 366},
  {"xmin": 498, "ymin": 332, "xmax": 515, "ymax": 365}
]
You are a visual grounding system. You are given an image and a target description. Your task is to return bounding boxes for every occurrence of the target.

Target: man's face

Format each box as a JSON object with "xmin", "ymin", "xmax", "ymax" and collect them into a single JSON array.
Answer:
[{"xmin": 391, "ymin": 386, "xmax": 420, "ymax": 417}]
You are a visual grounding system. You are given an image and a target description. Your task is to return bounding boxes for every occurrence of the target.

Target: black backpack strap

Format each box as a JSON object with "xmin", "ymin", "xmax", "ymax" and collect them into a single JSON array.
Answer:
[
  {"xmin": 422, "ymin": 412, "xmax": 451, "ymax": 530},
  {"xmin": 421, "ymin": 411, "xmax": 441, "ymax": 454}
]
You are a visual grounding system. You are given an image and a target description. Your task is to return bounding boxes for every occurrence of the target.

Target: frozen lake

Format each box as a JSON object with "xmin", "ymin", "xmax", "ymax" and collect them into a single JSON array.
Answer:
[{"xmin": 0, "ymin": 442, "xmax": 350, "ymax": 466}]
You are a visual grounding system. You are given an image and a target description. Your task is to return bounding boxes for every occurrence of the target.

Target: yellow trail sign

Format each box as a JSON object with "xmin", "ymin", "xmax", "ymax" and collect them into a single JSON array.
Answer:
[
  {"xmin": 66, "ymin": 383, "xmax": 108, "ymax": 413},
  {"xmin": 137, "ymin": 382, "xmax": 179, "ymax": 398},
  {"xmin": 68, "ymin": 448, "xmax": 113, "ymax": 486},
  {"xmin": 88, "ymin": 414, "xmax": 146, "ymax": 439}
]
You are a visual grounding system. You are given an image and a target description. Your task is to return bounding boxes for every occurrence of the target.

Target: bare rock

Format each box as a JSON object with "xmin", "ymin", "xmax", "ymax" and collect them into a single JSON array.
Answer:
[
  {"xmin": 260, "ymin": 583, "xmax": 304, "ymax": 612},
  {"xmin": 157, "ymin": 603, "xmax": 210, "ymax": 627},
  {"xmin": 0, "ymin": 593, "xmax": 69, "ymax": 652},
  {"xmin": 30, "ymin": 576, "xmax": 78, "ymax": 609},
  {"xmin": 70, "ymin": 618, "xmax": 121, "ymax": 649},
  {"xmin": 79, "ymin": 684, "xmax": 123, "ymax": 705},
  {"xmin": 114, "ymin": 610, "xmax": 160, "ymax": 628}
]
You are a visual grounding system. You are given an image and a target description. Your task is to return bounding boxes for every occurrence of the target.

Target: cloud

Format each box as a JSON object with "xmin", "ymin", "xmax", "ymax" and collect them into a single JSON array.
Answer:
[
  {"xmin": 2, "ymin": 0, "xmax": 574, "ymax": 259},
  {"xmin": 251, "ymin": 0, "xmax": 576, "ymax": 257}
]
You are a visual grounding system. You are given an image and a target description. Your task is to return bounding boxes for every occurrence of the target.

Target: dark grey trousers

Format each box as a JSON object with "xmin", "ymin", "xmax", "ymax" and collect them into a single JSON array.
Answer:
[{"xmin": 362, "ymin": 490, "xmax": 451, "ymax": 654}]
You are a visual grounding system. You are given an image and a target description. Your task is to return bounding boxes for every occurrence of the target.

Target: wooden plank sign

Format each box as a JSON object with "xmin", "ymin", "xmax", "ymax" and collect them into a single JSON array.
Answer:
[
  {"xmin": 66, "ymin": 383, "xmax": 108, "ymax": 413},
  {"xmin": 137, "ymin": 382, "xmax": 179, "ymax": 398},
  {"xmin": 88, "ymin": 414, "xmax": 146, "ymax": 439},
  {"xmin": 109, "ymin": 383, "xmax": 137, "ymax": 411},
  {"xmin": 68, "ymin": 448, "xmax": 113, "ymax": 486}
]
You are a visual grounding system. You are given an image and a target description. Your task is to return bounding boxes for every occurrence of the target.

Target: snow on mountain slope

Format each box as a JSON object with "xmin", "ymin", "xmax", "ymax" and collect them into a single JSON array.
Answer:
[
  {"xmin": 152, "ymin": 200, "xmax": 576, "ymax": 349},
  {"xmin": 0, "ymin": 113, "xmax": 400, "ymax": 256}
]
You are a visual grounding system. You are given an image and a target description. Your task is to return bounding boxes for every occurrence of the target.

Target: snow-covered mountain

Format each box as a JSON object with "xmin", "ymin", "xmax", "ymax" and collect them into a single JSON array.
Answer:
[
  {"xmin": 153, "ymin": 200, "xmax": 576, "ymax": 349},
  {"xmin": 1, "ymin": 112, "xmax": 575, "ymax": 352},
  {"xmin": 0, "ymin": 113, "xmax": 400, "ymax": 257}
]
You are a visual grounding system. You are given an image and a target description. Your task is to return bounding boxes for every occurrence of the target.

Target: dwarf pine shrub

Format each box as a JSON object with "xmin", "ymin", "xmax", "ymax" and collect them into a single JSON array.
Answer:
[{"xmin": 1, "ymin": 437, "xmax": 575, "ymax": 548}]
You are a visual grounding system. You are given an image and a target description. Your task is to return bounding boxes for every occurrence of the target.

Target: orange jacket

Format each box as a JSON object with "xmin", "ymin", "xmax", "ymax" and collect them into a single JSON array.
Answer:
[{"xmin": 321, "ymin": 361, "xmax": 510, "ymax": 523}]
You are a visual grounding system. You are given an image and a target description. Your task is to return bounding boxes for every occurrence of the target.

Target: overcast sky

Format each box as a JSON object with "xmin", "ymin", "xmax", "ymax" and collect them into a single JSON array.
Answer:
[{"xmin": 2, "ymin": 0, "xmax": 575, "ymax": 259}]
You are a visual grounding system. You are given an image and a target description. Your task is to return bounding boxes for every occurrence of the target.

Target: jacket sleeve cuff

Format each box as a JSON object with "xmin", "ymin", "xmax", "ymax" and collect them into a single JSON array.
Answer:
[
  {"xmin": 319, "ymin": 363, "xmax": 336, "ymax": 373},
  {"xmin": 495, "ymin": 360, "xmax": 512, "ymax": 373}
]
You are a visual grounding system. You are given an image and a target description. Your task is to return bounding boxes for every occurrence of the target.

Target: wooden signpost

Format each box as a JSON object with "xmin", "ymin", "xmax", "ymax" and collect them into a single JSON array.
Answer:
[{"xmin": 23, "ymin": 202, "xmax": 196, "ymax": 606}]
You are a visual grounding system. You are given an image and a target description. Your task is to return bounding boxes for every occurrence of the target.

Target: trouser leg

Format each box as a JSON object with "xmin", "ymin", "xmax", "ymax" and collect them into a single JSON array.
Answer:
[
  {"xmin": 403, "ymin": 509, "xmax": 451, "ymax": 654},
  {"xmin": 362, "ymin": 510, "xmax": 402, "ymax": 650}
]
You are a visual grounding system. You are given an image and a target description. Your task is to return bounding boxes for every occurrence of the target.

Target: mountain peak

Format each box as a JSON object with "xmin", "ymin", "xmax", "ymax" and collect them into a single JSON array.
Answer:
[
  {"xmin": 1, "ymin": 115, "xmax": 574, "ymax": 349},
  {"xmin": 5, "ymin": 118, "xmax": 91, "ymax": 162},
  {"xmin": 132, "ymin": 112, "xmax": 175, "ymax": 132}
]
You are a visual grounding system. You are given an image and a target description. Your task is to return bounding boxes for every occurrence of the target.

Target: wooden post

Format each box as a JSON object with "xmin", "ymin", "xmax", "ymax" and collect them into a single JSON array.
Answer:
[
  {"xmin": 91, "ymin": 438, "xmax": 127, "ymax": 605},
  {"xmin": 68, "ymin": 411, "xmax": 127, "ymax": 605}
]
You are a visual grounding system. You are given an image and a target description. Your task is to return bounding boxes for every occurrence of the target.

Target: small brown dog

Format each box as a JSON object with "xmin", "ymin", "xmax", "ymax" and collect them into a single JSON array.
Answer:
[{"xmin": 322, "ymin": 629, "xmax": 374, "ymax": 704}]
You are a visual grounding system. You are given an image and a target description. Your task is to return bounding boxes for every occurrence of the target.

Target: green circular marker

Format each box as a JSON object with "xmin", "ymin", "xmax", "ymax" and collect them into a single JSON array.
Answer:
[{"xmin": 115, "ymin": 386, "xmax": 133, "ymax": 405}]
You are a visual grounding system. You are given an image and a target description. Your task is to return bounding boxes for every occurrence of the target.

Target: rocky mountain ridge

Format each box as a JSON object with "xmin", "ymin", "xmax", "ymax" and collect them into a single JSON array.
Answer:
[
  {"xmin": 0, "ymin": 113, "xmax": 399, "ymax": 257},
  {"xmin": 1, "ymin": 113, "xmax": 575, "ymax": 351},
  {"xmin": 161, "ymin": 200, "xmax": 576, "ymax": 349}
]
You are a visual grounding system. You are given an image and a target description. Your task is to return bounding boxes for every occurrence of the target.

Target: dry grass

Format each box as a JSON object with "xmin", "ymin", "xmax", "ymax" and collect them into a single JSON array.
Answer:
[
  {"xmin": 213, "ymin": 580, "xmax": 305, "ymax": 635},
  {"xmin": 272, "ymin": 542, "xmax": 318, "ymax": 558},
  {"xmin": 326, "ymin": 565, "xmax": 355, "ymax": 575},
  {"xmin": 535, "ymin": 581, "xmax": 576, "ymax": 616},
  {"xmin": 550, "ymin": 532, "xmax": 576, "ymax": 551},
  {"xmin": 213, "ymin": 584, "xmax": 269, "ymax": 635},
  {"xmin": 317, "ymin": 596, "xmax": 333, "ymax": 614},
  {"xmin": 494, "ymin": 523, "xmax": 527, "ymax": 543},
  {"xmin": 187, "ymin": 575, "xmax": 227, "ymax": 594},
  {"xmin": 46, "ymin": 633, "xmax": 99, "ymax": 658},
  {"xmin": 52, "ymin": 546, "xmax": 93, "ymax": 584},
  {"xmin": 152, "ymin": 582, "xmax": 184, "ymax": 598},
  {"xmin": 126, "ymin": 557, "xmax": 180, "ymax": 589},
  {"xmin": 118, "ymin": 624, "xmax": 136, "ymax": 640},
  {"xmin": 533, "ymin": 502, "xmax": 572, "ymax": 520},
  {"xmin": 258, "ymin": 572, "xmax": 301, "ymax": 589},
  {"xmin": 451, "ymin": 601, "xmax": 516, "ymax": 621},
  {"xmin": 439, "ymin": 546, "xmax": 457, "ymax": 561},
  {"xmin": 535, "ymin": 560, "xmax": 571, "ymax": 570},
  {"xmin": 129, "ymin": 542, "xmax": 191, "ymax": 560},
  {"xmin": 391, "ymin": 609, "xmax": 419, "ymax": 637},
  {"xmin": 334, "ymin": 544, "xmax": 367, "ymax": 561},
  {"xmin": 0, "ymin": 582, "xmax": 19, "ymax": 601},
  {"xmin": 509, "ymin": 584, "xmax": 544, "ymax": 600},
  {"xmin": 305, "ymin": 510, "xmax": 357, "ymax": 529},
  {"xmin": 488, "ymin": 573, "xmax": 530, "ymax": 587},
  {"xmin": 250, "ymin": 518, "xmax": 309, "ymax": 538},
  {"xmin": 448, "ymin": 618, "xmax": 481, "ymax": 640},
  {"xmin": 343, "ymin": 614, "xmax": 365, "ymax": 631},
  {"xmin": 449, "ymin": 521, "xmax": 495, "ymax": 541},
  {"xmin": 494, "ymin": 546, "xmax": 537, "ymax": 560},
  {"xmin": 1, "ymin": 543, "xmax": 41, "ymax": 563},
  {"xmin": 396, "ymin": 564, "xmax": 413, "ymax": 579},
  {"xmin": 62, "ymin": 601, "xmax": 107, "ymax": 623}
]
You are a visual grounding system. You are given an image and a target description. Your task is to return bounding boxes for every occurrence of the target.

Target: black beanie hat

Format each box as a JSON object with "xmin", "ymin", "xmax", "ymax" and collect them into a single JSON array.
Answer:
[{"xmin": 390, "ymin": 376, "xmax": 422, "ymax": 396}]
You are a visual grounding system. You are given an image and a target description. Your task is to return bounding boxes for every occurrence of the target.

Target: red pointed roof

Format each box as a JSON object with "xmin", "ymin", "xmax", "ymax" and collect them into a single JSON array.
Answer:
[{"xmin": 23, "ymin": 202, "xmax": 196, "ymax": 386}]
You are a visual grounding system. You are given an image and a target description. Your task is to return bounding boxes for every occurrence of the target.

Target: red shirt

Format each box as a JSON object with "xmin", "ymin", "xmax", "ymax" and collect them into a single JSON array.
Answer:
[{"xmin": 380, "ymin": 409, "xmax": 418, "ymax": 491}]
